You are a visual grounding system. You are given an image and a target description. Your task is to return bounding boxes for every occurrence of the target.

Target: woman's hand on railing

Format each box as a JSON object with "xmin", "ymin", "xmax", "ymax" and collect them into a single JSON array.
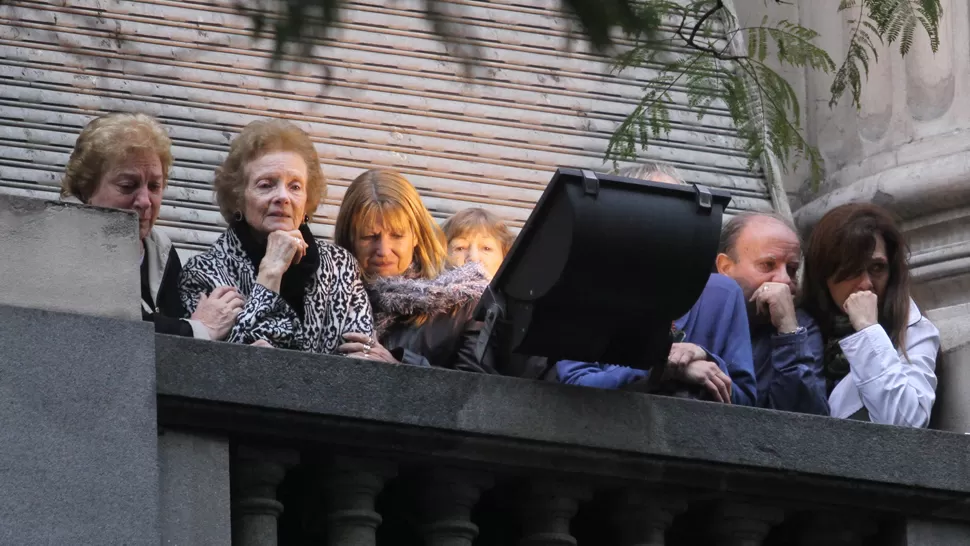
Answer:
[{"xmin": 338, "ymin": 332, "xmax": 399, "ymax": 363}]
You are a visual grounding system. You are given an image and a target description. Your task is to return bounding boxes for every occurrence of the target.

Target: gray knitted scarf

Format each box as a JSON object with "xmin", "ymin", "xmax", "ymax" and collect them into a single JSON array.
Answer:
[{"xmin": 366, "ymin": 262, "xmax": 490, "ymax": 336}]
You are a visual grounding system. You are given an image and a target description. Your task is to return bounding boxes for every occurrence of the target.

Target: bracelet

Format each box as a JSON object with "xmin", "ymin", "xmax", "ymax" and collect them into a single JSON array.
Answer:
[{"xmin": 779, "ymin": 326, "xmax": 806, "ymax": 336}]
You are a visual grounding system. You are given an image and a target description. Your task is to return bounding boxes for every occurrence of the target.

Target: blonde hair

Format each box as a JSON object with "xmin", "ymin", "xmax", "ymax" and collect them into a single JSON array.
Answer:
[
  {"xmin": 334, "ymin": 169, "xmax": 447, "ymax": 280},
  {"xmin": 214, "ymin": 119, "xmax": 326, "ymax": 223},
  {"xmin": 61, "ymin": 112, "xmax": 173, "ymax": 202},
  {"xmin": 442, "ymin": 207, "xmax": 515, "ymax": 256}
]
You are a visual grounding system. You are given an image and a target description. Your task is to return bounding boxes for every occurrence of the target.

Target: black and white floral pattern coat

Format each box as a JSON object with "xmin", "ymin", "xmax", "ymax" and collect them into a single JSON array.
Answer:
[{"xmin": 179, "ymin": 223, "xmax": 374, "ymax": 353}]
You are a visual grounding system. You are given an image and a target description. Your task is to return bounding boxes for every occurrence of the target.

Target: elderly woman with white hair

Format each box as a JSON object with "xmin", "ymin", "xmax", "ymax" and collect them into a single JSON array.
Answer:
[
  {"xmin": 179, "ymin": 119, "xmax": 374, "ymax": 352},
  {"xmin": 60, "ymin": 112, "xmax": 240, "ymax": 339}
]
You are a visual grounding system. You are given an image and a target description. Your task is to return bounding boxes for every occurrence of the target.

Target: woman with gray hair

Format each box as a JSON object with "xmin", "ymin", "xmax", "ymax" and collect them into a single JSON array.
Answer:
[
  {"xmin": 61, "ymin": 112, "xmax": 240, "ymax": 339},
  {"xmin": 178, "ymin": 119, "xmax": 374, "ymax": 352}
]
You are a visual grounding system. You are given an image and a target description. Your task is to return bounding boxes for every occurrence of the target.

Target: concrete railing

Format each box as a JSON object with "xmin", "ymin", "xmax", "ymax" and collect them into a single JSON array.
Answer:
[
  {"xmin": 3, "ymin": 193, "xmax": 970, "ymax": 546},
  {"xmin": 151, "ymin": 334, "xmax": 970, "ymax": 546}
]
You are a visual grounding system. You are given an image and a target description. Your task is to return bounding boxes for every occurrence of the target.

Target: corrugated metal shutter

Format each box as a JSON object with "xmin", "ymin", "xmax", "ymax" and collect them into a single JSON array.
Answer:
[{"xmin": 0, "ymin": 0, "xmax": 773, "ymax": 261}]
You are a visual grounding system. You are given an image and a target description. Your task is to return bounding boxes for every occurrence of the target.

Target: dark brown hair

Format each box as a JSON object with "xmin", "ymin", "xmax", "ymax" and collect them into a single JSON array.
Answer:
[{"xmin": 802, "ymin": 203, "xmax": 911, "ymax": 350}]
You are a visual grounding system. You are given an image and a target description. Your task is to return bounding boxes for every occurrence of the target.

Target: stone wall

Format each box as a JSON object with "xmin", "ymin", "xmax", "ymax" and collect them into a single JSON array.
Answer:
[{"xmin": 0, "ymin": 194, "xmax": 141, "ymax": 319}]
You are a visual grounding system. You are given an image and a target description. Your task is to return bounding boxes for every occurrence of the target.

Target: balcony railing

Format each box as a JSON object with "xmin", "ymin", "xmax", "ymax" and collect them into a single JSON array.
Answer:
[
  {"xmin": 2, "ymin": 194, "xmax": 969, "ymax": 546},
  {"xmin": 155, "ymin": 334, "xmax": 970, "ymax": 546}
]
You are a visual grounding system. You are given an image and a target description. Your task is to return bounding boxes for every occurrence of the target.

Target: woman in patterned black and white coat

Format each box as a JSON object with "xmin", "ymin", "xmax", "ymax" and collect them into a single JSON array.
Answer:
[{"xmin": 178, "ymin": 119, "xmax": 374, "ymax": 352}]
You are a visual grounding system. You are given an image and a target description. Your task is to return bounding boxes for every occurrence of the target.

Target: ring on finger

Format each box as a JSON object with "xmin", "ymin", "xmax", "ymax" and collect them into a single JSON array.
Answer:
[{"xmin": 363, "ymin": 345, "xmax": 371, "ymax": 355}]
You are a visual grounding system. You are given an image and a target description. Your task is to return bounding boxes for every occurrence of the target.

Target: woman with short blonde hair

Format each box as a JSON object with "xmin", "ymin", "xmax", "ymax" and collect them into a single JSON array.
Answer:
[
  {"xmin": 333, "ymin": 169, "xmax": 494, "ymax": 373},
  {"xmin": 442, "ymin": 207, "xmax": 515, "ymax": 279},
  {"xmin": 61, "ymin": 112, "xmax": 238, "ymax": 340},
  {"xmin": 179, "ymin": 119, "xmax": 373, "ymax": 353}
]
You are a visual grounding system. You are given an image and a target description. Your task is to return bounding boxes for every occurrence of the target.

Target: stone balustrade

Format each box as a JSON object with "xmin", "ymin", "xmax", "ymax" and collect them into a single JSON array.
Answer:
[
  {"xmin": 153, "ymin": 333, "xmax": 970, "ymax": 546},
  {"xmin": 1, "ymin": 190, "xmax": 968, "ymax": 545}
]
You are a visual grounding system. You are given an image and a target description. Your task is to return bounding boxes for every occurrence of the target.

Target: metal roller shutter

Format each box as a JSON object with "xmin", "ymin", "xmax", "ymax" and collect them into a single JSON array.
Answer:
[{"xmin": 0, "ymin": 0, "xmax": 773, "ymax": 261}]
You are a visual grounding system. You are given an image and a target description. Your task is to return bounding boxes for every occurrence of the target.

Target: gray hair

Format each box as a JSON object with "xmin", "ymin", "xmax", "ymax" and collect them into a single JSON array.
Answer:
[
  {"xmin": 719, "ymin": 212, "xmax": 800, "ymax": 258},
  {"xmin": 617, "ymin": 161, "xmax": 686, "ymax": 184}
]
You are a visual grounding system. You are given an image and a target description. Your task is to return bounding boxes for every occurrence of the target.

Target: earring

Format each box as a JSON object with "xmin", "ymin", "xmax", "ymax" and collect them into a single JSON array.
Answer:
[
  {"xmin": 233, "ymin": 211, "xmax": 243, "ymax": 222},
  {"xmin": 304, "ymin": 214, "xmax": 310, "ymax": 224}
]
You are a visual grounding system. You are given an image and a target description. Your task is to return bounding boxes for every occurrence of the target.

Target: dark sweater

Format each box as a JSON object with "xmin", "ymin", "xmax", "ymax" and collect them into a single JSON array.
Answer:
[{"xmin": 556, "ymin": 273, "xmax": 757, "ymax": 406}]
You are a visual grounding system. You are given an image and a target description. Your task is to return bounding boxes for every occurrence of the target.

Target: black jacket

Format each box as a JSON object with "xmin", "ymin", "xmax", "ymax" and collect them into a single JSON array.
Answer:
[
  {"xmin": 382, "ymin": 300, "xmax": 496, "ymax": 374},
  {"xmin": 141, "ymin": 229, "xmax": 198, "ymax": 337}
]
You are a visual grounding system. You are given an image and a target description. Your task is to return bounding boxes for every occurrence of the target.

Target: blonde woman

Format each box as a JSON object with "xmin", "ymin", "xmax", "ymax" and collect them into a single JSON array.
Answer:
[
  {"xmin": 61, "ymin": 112, "xmax": 238, "ymax": 339},
  {"xmin": 334, "ymin": 169, "xmax": 495, "ymax": 373},
  {"xmin": 178, "ymin": 119, "xmax": 373, "ymax": 352},
  {"xmin": 442, "ymin": 207, "xmax": 515, "ymax": 279}
]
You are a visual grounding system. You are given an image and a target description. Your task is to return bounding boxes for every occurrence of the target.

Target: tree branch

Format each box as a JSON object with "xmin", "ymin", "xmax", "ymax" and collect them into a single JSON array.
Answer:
[{"xmin": 674, "ymin": 0, "xmax": 744, "ymax": 61}]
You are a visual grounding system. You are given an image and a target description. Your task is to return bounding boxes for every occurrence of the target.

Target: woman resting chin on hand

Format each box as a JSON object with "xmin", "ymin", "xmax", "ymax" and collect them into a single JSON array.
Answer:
[
  {"xmin": 178, "ymin": 119, "xmax": 374, "ymax": 353},
  {"xmin": 802, "ymin": 203, "xmax": 940, "ymax": 428}
]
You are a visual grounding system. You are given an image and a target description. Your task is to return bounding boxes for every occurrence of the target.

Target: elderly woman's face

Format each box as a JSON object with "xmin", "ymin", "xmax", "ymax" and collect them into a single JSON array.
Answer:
[
  {"xmin": 88, "ymin": 149, "xmax": 164, "ymax": 241},
  {"xmin": 353, "ymin": 215, "xmax": 415, "ymax": 278},
  {"xmin": 448, "ymin": 230, "xmax": 504, "ymax": 279},
  {"xmin": 243, "ymin": 151, "xmax": 308, "ymax": 235}
]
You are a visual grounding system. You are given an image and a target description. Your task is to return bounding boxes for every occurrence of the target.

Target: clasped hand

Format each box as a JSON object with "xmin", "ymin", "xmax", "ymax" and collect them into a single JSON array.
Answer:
[{"xmin": 663, "ymin": 342, "xmax": 732, "ymax": 404}]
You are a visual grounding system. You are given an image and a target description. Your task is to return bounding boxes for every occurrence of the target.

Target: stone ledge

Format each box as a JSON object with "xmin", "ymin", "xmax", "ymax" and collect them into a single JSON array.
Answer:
[
  {"xmin": 0, "ymin": 193, "xmax": 140, "ymax": 319},
  {"xmin": 155, "ymin": 335, "xmax": 970, "ymax": 510}
]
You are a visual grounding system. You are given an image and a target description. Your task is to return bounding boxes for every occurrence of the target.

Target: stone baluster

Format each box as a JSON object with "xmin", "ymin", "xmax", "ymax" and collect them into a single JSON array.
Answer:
[
  {"xmin": 231, "ymin": 445, "xmax": 299, "ymax": 546},
  {"xmin": 708, "ymin": 499, "xmax": 785, "ymax": 546},
  {"xmin": 321, "ymin": 456, "xmax": 397, "ymax": 546},
  {"xmin": 610, "ymin": 487, "xmax": 687, "ymax": 546},
  {"xmin": 790, "ymin": 511, "xmax": 877, "ymax": 546},
  {"xmin": 420, "ymin": 468, "xmax": 494, "ymax": 546},
  {"xmin": 517, "ymin": 479, "xmax": 591, "ymax": 546}
]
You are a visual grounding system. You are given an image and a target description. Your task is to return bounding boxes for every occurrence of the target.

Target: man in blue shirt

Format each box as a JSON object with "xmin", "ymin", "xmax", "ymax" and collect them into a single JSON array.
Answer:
[
  {"xmin": 557, "ymin": 272, "xmax": 757, "ymax": 405},
  {"xmin": 556, "ymin": 163, "xmax": 757, "ymax": 406},
  {"xmin": 715, "ymin": 213, "xmax": 829, "ymax": 415}
]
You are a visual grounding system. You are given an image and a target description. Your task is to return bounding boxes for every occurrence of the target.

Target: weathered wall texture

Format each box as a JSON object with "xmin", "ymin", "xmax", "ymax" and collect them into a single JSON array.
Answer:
[
  {"xmin": 0, "ymin": 0, "xmax": 776, "ymax": 261},
  {"xmin": 0, "ymin": 193, "xmax": 140, "ymax": 319}
]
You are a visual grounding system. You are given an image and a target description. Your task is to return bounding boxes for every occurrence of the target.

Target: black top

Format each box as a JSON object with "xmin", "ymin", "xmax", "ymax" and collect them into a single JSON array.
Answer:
[
  {"xmin": 142, "ymin": 241, "xmax": 194, "ymax": 337},
  {"xmin": 232, "ymin": 220, "xmax": 320, "ymax": 321}
]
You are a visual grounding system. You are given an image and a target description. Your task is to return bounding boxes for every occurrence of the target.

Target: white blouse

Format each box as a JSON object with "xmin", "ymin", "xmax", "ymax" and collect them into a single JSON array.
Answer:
[{"xmin": 829, "ymin": 299, "xmax": 940, "ymax": 427}]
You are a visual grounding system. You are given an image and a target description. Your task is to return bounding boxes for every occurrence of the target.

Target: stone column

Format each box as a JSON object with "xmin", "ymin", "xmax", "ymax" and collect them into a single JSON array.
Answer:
[
  {"xmin": 420, "ymin": 468, "xmax": 493, "ymax": 546},
  {"xmin": 321, "ymin": 456, "xmax": 397, "ymax": 546},
  {"xmin": 231, "ymin": 446, "xmax": 298, "ymax": 546},
  {"xmin": 160, "ymin": 430, "xmax": 231, "ymax": 546},
  {"xmin": 889, "ymin": 517, "xmax": 970, "ymax": 545},
  {"xmin": 789, "ymin": 511, "xmax": 876, "ymax": 546},
  {"xmin": 517, "ymin": 480, "xmax": 591, "ymax": 546},
  {"xmin": 610, "ymin": 487, "xmax": 687, "ymax": 546},
  {"xmin": 708, "ymin": 500, "xmax": 784, "ymax": 546}
]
